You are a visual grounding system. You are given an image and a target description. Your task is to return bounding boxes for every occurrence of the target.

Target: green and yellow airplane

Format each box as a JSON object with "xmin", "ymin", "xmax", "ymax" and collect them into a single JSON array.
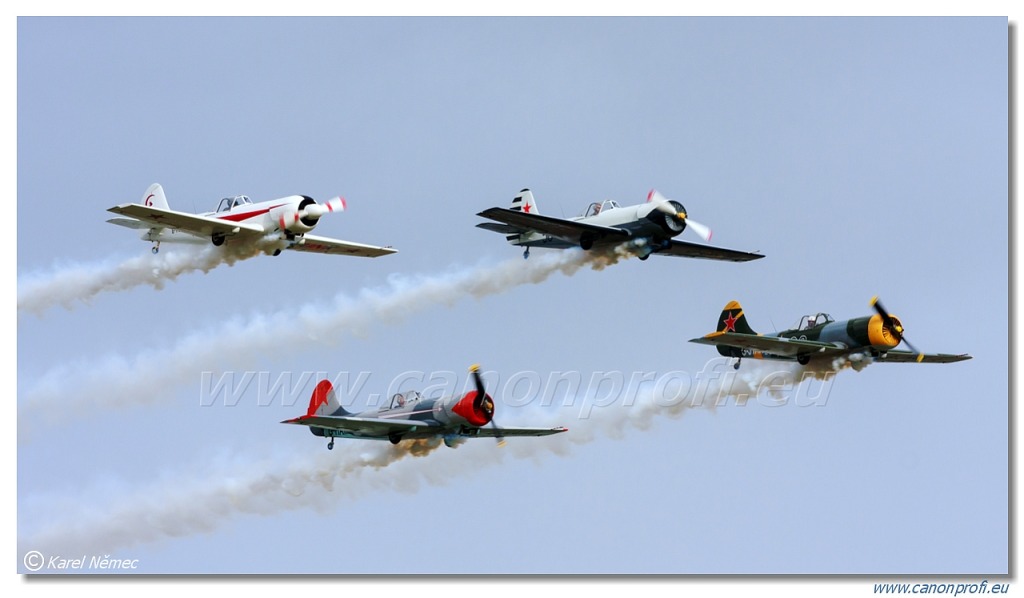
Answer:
[{"xmin": 690, "ymin": 297, "xmax": 972, "ymax": 369}]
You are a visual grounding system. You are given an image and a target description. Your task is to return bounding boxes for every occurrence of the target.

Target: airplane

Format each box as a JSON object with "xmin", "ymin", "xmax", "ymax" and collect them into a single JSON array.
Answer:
[
  {"xmin": 476, "ymin": 188, "xmax": 764, "ymax": 262},
  {"xmin": 282, "ymin": 365, "xmax": 568, "ymax": 450},
  {"xmin": 690, "ymin": 297, "xmax": 972, "ymax": 369},
  {"xmin": 107, "ymin": 183, "xmax": 397, "ymax": 258}
]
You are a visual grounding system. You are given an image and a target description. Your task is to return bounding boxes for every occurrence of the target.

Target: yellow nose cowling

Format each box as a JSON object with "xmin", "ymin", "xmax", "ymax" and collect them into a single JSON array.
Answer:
[{"xmin": 867, "ymin": 313, "xmax": 902, "ymax": 348}]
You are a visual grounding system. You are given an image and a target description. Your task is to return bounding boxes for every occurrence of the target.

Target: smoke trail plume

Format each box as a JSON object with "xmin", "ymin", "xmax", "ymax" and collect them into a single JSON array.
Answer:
[
  {"xmin": 20, "ymin": 247, "xmax": 631, "ymax": 420},
  {"xmin": 19, "ymin": 356, "xmax": 866, "ymax": 557},
  {"xmin": 18, "ymin": 244, "xmax": 264, "ymax": 316},
  {"xmin": 23, "ymin": 439, "xmax": 444, "ymax": 556}
]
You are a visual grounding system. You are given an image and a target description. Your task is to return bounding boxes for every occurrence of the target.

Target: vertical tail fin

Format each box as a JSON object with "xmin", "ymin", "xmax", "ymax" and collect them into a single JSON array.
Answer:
[
  {"xmin": 307, "ymin": 379, "xmax": 348, "ymax": 417},
  {"xmin": 717, "ymin": 300, "xmax": 756, "ymax": 335},
  {"xmin": 142, "ymin": 183, "xmax": 169, "ymax": 210},
  {"xmin": 510, "ymin": 188, "xmax": 538, "ymax": 214}
]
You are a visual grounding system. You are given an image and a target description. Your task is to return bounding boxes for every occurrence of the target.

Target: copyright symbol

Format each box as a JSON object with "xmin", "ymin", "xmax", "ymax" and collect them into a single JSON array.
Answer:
[{"xmin": 23, "ymin": 550, "xmax": 44, "ymax": 572}]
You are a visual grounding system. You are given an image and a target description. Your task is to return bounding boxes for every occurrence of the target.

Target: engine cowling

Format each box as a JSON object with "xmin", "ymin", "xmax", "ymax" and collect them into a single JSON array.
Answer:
[
  {"xmin": 847, "ymin": 314, "xmax": 903, "ymax": 349},
  {"xmin": 272, "ymin": 196, "xmax": 321, "ymax": 234},
  {"xmin": 866, "ymin": 313, "xmax": 903, "ymax": 348},
  {"xmin": 644, "ymin": 199, "xmax": 687, "ymax": 237},
  {"xmin": 448, "ymin": 390, "xmax": 495, "ymax": 427}
]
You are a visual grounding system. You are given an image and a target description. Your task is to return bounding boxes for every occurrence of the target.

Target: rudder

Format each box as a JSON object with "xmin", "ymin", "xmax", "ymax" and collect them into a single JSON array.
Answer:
[
  {"xmin": 141, "ymin": 183, "xmax": 169, "ymax": 210},
  {"xmin": 717, "ymin": 300, "xmax": 756, "ymax": 335},
  {"xmin": 510, "ymin": 188, "xmax": 538, "ymax": 214},
  {"xmin": 306, "ymin": 379, "xmax": 348, "ymax": 417}
]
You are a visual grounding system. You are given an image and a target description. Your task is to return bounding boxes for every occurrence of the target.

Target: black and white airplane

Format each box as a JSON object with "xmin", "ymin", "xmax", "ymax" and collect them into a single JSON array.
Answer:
[{"xmin": 477, "ymin": 188, "xmax": 763, "ymax": 262}]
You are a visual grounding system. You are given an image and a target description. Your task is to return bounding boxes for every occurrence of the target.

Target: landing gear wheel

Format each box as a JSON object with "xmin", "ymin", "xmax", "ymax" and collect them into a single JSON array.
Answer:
[
  {"xmin": 797, "ymin": 354, "xmax": 810, "ymax": 365},
  {"xmin": 523, "ymin": 247, "xmax": 530, "ymax": 260},
  {"xmin": 151, "ymin": 243, "xmax": 160, "ymax": 255},
  {"xmin": 212, "ymin": 234, "xmax": 225, "ymax": 247},
  {"xmin": 579, "ymin": 234, "xmax": 595, "ymax": 251},
  {"xmin": 733, "ymin": 359, "xmax": 741, "ymax": 370},
  {"xmin": 388, "ymin": 432, "xmax": 402, "ymax": 445},
  {"xmin": 272, "ymin": 249, "xmax": 282, "ymax": 256},
  {"xmin": 327, "ymin": 439, "xmax": 334, "ymax": 450},
  {"xmin": 638, "ymin": 253, "xmax": 649, "ymax": 261}
]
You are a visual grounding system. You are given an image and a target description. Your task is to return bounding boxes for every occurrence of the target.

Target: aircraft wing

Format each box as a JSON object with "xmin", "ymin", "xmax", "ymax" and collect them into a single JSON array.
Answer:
[
  {"xmin": 477, "ymin": 207, "xmax": 629, "ymax": 241},
  {"xmin": 282, "ymin": 415, "xmax": 432, "ymax": 436},
  {"xmin": 689, "ymin": 331, "xmax": 848, "ymax": 358},
  {"xmin": 107, "ymin": 203, "xmax": 264, "ymax": 237},
  {"xmin": 286, "ymin": 234, "xmax": 397, "ymax": 258},
  {"xmin": 472, "ymin": 426, "xmax": 568, "ymax": 438},
  {"xmin": 873, "ymin": 351, "xmax": 973, "ymax": 364},
  {"xmin": 657, "ymin": 239, "xmax": 765, "ymax": 262}
]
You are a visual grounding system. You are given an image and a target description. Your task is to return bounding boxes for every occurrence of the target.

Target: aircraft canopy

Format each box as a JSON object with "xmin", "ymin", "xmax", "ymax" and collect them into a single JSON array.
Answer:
[
  {"xmin": 797, "ymin": 313, "xmax": 834, "ymax": 330},
  {"xmin": 216, "ymin": 195, "xmax": 253, "ymax": 212},
  {"xmin": 583, "ymin": 200, "xmax": 621, "ymax": 217}
]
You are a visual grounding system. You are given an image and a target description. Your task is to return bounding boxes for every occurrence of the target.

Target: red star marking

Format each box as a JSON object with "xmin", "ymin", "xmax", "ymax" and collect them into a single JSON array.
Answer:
[
  {"xmin": 522, "ymin": 203, "xmax": 532, "ymax": 213},
  {"xmin": 723, "ymin": 313, "xmax": 738, "ymax": 332}
]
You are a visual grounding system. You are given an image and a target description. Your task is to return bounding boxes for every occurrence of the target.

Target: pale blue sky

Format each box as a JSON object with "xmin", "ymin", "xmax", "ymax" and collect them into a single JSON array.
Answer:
[{"xmin": 15, "ymin": 16, "xmax": 1007, "ymax": 581}]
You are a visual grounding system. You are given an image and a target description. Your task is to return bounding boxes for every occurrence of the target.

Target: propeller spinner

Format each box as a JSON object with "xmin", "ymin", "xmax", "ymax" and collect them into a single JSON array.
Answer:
[
  {"xmin": 647, "ymin": 189, "xmax": 713, "ymax": 242},
  {"xmin": 870, "ymin": 296, "xmax": 924, "ymax": 362}
]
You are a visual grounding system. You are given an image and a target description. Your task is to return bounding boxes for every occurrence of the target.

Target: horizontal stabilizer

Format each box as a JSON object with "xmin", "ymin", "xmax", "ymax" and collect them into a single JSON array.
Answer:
[
  {"xmin": 282, "ymin": 414, "xmax": 434, "ymax": 436},
  {"xmin": 106, "ymin": 217, "xmax": 155, "ymax": 230},
  {"xmin": 476, "ymin": 222, "xmax": 523, "ymax": 234}
]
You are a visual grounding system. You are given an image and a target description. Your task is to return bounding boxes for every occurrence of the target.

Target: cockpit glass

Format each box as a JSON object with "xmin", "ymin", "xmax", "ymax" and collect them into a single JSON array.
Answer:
[
  {"xmin": 388, "ymin": 391, "xmax": 421, "ymax": 409},
  {"xmin": 218, "ymin": 196, "xmax": 252, "ymax": 212},
  {"xmin": 797, "ymin": 313, "xmax": 834, "ymax": 330}
]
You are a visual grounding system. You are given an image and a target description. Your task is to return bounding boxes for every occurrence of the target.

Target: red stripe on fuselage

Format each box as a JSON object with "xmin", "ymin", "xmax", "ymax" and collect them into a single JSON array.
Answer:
[{"xmin": 216, "ymin": 203, "xmax": 288, "ymax": 223}]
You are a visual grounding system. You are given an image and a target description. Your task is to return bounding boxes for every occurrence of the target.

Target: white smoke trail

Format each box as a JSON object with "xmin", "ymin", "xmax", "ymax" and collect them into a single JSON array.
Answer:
[
  {"xmin": 23, "ymin": 439, "xmax": 445, "ymax": 556},
  {"xmin": 515, "ymin": 354, "xmax": 873, "ymax": 450},
  {"xmin": 19, "ymin": 356, "xmax": 867, "ymax": 557},
  {"xmin": 20, "ymin": 247, "xmax": 632, "ymax": 421},
  {"xmin": 17, "ymin": 243, "xmax": 265, "ymax": 316}
]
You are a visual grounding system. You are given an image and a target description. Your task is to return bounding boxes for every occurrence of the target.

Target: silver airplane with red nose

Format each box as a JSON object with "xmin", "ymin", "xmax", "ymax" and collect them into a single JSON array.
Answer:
[
  {"xmin": 282, "ymin": 365, "xmax": 567, "ymax": 450},
  {"xmin": 107, "ymin": 183, "xmax": 396, "ymax": 258}
]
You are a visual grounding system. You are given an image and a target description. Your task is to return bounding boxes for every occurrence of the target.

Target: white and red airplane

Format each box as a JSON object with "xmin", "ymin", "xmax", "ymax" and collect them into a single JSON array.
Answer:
[{"xmin": 107, "ymin": 183, "xmax": 396, "ymax": 258}]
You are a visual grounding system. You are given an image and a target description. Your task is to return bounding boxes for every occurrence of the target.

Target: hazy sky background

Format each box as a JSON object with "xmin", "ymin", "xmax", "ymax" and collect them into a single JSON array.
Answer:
[{"xmin": 15, "ymin": 15, "xmax": 1007, "ymax": 582}]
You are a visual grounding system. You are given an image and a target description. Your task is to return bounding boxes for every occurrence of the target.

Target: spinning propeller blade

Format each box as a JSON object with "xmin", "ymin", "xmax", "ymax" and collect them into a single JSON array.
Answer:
[
  {"xmin": 299, "ymin": 196, "xmax": 347, "ymax": 220},
  {"xmin": 469, "ymin": 364, "xmax": 505, "ymax": 446},
  {"xmin": 870, "ymin": 296, "xmax": 924, "ymax": 362},
  {"xmin": 647, "ymin": 189, "xmax": 713, "ymax": 242}
]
